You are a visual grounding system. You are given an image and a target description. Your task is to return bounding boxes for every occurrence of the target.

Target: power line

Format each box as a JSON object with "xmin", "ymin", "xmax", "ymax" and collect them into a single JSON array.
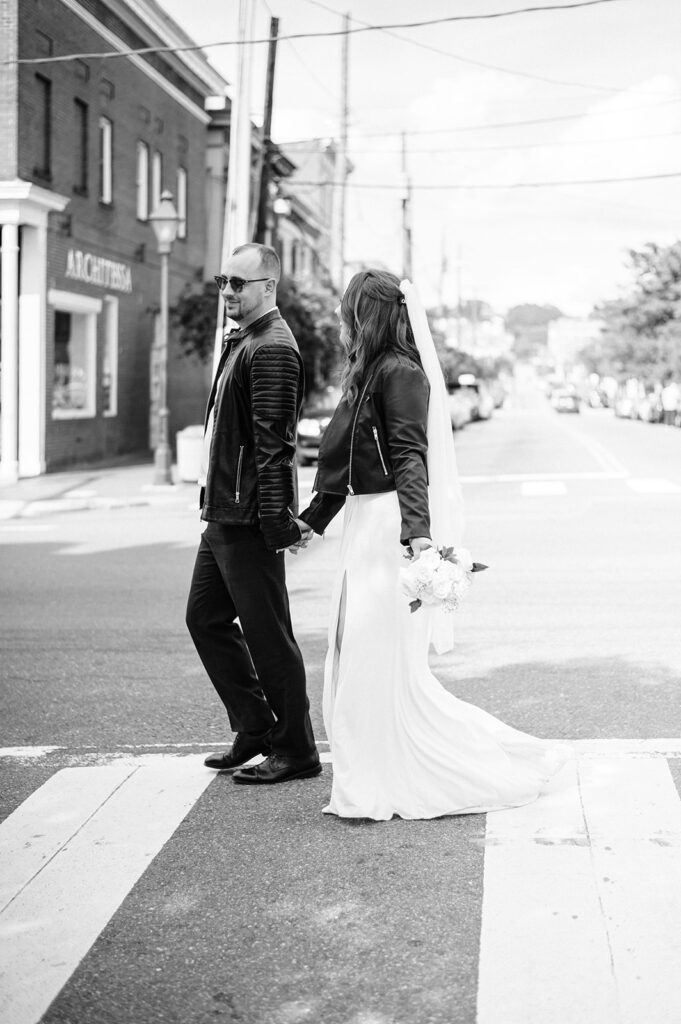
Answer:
[
  {"xmin": 301, "ymin": 0, "xmax": 622, "ymax": 93},
  {"xmin": 10, "ymin": 0, "xmax": 622, "ymax": 65},
  {"xmin": 284, "ymin": 128, "xmax": 681, "ymax": 157},
  {"xmin": 276, "ymin": 96, "xmax": 681, "ymax": 145},
  {"xmin": 286, "ymin": 170, "xmax": 681, "ymax": 190}
]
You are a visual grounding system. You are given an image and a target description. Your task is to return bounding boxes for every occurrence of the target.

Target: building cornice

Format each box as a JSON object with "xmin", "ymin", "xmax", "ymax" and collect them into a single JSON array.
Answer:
[
  {"xmin": 0, "ymin": 181, "xmax": 70, "ymax": 226},
  {"xmin": 60, "ymin": 0, "xmax": 219, "ymax": 124}
]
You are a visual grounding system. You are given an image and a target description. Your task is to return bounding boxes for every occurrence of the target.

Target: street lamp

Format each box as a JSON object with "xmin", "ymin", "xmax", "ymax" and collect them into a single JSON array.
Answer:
[{"xmin": 149, "ymin": 189, "xmax": 179, "ymax": 485}]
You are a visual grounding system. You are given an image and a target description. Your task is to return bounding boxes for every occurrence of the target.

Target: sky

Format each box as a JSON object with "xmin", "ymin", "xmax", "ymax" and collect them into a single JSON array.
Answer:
[{"xmin": 159, "ymin": 0, "xmax": 681, "ymax": 316}]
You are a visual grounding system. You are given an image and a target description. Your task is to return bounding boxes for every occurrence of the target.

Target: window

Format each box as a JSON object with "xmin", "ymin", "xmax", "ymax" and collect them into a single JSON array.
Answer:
[
  {"xmin": 98, "ymin": 116, "xmax": 113, "ymax": 204},
  {"xmin": 50, "ymin": 291, "xmax": 102, "ymax": 419},
  {"xmin": 34, "ymin": 74, "xmax": 52, "ymax": 178},
  {"xmin": 136, "ymin": 141, "xmax": 149, "ymax": 220},
  {"xmin": 176, "ymin": 166, "xmax": 187, "ymax": 239},
  {"xmin": 102, "ymin": 297, "xmax": 119, "ymax": 416},
  {"xmin": 151, "ymin": 150, "xmax": 163, "ymax": 211},
  {"xmin": 74, "ymin": 99, "xmax": 88, "ymax": 194}
]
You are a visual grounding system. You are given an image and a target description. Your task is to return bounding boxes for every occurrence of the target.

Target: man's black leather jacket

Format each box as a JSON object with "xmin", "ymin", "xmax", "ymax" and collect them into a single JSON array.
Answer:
[
  {"xmin": 299, "ymin": 353, "xmax": 431, "ymax": 545},
  {"xmin": 200, "ymin": 308, "xmax": 304, "ymax": 551}
]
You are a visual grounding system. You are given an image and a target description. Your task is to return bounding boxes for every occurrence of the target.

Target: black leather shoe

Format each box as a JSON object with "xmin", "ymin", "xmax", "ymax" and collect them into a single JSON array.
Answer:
[
  {"xmin": 232, "ymin": 752, "xmax": 322, "ymax": 785},
  {"xmin": 204, "ymin": 733, "xmax": 270, "ymax": 772}
]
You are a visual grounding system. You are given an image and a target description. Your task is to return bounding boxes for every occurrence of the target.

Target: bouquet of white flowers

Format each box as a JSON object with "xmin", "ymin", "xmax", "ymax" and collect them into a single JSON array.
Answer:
[{"xmin": 400, "ymin": 546, "xmax": 487, "ymax": 614}]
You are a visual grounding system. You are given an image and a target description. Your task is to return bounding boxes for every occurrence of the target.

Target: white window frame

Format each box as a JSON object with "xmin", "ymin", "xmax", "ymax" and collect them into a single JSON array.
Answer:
[
  {"xmin": 152, "ymin": 150, "xmax": 163, "ymax": 211},
  {"xmin": 136, "ymin": 140, "xmax": 149, "ymax": 220},
  {"xmin": 102, "ymin": 296, "xmax": 119, "ymax": 417},
  {"xmin": 98, "ymin": 115, "xmax": 113, "ymax": 204},
  {"xmin": 176, "ymin": 165, "xmax": 187, "ymax": 239},
  {"xmin": 49, "ymin": 290, "xmax": 102, "ymax": 420}
]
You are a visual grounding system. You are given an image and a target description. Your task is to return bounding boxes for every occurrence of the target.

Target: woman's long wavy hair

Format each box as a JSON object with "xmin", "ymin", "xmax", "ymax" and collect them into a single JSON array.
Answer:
[{"xmin": 339, "ymin": 269, "xmax": 422, "ymax": 405}]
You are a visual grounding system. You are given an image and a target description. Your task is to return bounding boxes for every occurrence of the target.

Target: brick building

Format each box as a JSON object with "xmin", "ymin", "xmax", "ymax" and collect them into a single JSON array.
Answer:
[{"xmin": 0, "ymin": 0, "xmax": 228, "ymax": 478}]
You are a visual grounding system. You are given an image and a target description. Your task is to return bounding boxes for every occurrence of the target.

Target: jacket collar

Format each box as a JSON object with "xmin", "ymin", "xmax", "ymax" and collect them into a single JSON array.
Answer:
[{"xmin": 223, "ymin": 306, "xmax": 281, "ymax": 345}]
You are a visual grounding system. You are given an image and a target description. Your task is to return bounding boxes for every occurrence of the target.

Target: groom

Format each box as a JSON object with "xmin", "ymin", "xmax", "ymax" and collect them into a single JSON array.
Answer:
[{"xmin": 186, "ymin": 243, "xmax": 319, "ymax": 784}]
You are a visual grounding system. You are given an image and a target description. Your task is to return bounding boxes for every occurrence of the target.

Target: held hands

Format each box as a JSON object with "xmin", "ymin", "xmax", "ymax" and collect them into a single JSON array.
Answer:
[{"xmin": 285, "ymin": 518, "xmax": 314, "ymax": 555}]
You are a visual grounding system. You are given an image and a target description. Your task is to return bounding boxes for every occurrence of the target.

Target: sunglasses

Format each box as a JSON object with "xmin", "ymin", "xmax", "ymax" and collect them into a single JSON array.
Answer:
[{"xmin": 214, "ymin": 275, "xmax": 270, "ymax": 293}]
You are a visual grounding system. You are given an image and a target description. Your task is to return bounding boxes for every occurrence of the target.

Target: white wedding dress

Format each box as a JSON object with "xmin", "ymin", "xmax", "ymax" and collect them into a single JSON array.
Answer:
[{"xmin": 322, "ymin": 490, "xmax": 569, "ymax": 821}]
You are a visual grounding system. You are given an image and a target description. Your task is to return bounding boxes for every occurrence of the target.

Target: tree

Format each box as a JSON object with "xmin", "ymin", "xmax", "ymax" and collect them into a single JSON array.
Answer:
[
  {"xmin": 582, "ymin": 241, "xmax": 681, "ymax": 382},
  {"xmin": 505, "ymin": 303, "xmax": 562, "ymax": 360}
]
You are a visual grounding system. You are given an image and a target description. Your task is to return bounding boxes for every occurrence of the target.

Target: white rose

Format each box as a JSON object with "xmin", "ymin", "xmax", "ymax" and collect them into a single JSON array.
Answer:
[
  {"xmin": 399, "ymin": 567, "xmax": 421, "ymax": 599},
  {"xmin": 431, "ymin": 572, "xmax": 454, "ymax": 600},
  {"xmin": 453, "ymin": 547, "xmax": 473, "ymax": 572},
  {"xmin": 414, "ymin": 546, "xmax": 440, "ymax": 583}
]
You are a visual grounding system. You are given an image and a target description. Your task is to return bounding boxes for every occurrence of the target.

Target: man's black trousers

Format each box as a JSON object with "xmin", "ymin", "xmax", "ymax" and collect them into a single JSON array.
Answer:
[{"xmin": 186, "ymin": 522, "xmax": 316, "ymax": 758}]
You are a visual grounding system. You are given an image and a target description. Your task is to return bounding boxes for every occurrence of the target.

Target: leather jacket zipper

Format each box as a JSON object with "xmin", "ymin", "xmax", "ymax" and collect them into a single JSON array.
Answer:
[
  {"xmin": 235, "ymin": 445, "xmax": 244, "ymax": 503},
  {"xmin": 372, "ymin": 426, "xmax": 389, "ymax": 476},
  {"xmin": 347, "ymin": 377, "xmax": 373, "ymax": 495}
]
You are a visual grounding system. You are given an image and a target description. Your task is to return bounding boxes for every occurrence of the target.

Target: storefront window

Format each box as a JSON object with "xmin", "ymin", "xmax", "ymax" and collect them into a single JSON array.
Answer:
[
  {"xmin": 176, "ymin": 166, "xmax": 187, "ymax": 239},
  {"xmin": 98, "ymin": 116, "xmax": 113, "ymax": 204},
  {"xmin": 102, "ymin": 297, "xmax": 118, "ymax": 416},
  {"xmin": 50, "ymin": 291, "xmax": 100, "ymax": 418},
  {"xmin": 136, "ymin": 141, "xmax": 149, "ymax": 220}
]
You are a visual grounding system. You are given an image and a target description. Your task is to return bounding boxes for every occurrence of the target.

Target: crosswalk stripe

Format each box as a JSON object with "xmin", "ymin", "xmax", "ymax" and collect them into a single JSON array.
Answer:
[
  {"xmin": 627, "ymin": 478, "xmax": 681, "ymax": 495},
  {"xmin": 477, "ymin": 755, "xmax": 681, "ymax": 1023},
  {"xmin": 0, "ymin": 758, "xmax": 213, "ymax": 1024},
  {"xmin": 521, "ymin": 481, "xmax": 567, "ymax": 496}
]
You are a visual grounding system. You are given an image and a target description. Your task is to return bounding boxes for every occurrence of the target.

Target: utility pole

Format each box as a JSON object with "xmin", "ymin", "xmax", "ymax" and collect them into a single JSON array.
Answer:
[
  {"xmin": 333, "ymin": 11, "xmax": 350, "ymax": 290},
  {"xmin": 254, "ymin": 17, "xmax": 279, "ymax": 244},
  {"xmin": 213, "ymin": 0, "xmax": 255, "ymax": 378},
  {"xmin": 401, "ymin": 131, "xmax": 413, "ymax": 281}
]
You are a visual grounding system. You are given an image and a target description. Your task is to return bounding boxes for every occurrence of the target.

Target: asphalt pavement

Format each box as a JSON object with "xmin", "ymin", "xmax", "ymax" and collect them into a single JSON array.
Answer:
[{"xmin": 2, "ymin": 374, "xmax": 681, "ymax": 1024}]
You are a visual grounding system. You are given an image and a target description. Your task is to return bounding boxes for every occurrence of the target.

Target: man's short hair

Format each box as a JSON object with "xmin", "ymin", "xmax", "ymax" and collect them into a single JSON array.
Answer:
[{"xmin": 232, "ymin": 243, "xmax": 281, "ymax": 283}]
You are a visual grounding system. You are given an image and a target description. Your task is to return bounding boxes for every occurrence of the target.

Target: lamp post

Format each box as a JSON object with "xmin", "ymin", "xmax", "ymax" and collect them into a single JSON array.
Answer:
[{"xmin": 149, "ymin": 189, "xmax": 179, "ymax": 485}]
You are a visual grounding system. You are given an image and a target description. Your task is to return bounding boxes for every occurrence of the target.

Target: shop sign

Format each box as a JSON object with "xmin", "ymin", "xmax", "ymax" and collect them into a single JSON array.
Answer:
[{"xmin": 65, "ymin": 248, "xmax": 133, "ymax": 293}]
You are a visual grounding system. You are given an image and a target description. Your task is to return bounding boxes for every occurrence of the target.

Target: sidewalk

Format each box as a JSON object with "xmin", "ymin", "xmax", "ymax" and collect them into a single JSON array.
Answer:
[{"xmin": 0, "ymin": 459, "xmax": 198, "ymax": 520}]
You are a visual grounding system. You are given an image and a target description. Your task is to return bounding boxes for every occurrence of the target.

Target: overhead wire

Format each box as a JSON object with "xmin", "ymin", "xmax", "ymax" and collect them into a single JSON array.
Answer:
[
  {"xmin": 10, "ymin": 0, "xmax": 623, "ymax": 65},
  {"xmin": 282, "ymin": 128, "xmax": 681, "ymax": 157},
  {"xmin": 285, "ymin": 170, "xmax": 681, "ymax": 190},
  {"xmin": 301, "ymin": 0, "xmax": 623, "ymax": 93}
]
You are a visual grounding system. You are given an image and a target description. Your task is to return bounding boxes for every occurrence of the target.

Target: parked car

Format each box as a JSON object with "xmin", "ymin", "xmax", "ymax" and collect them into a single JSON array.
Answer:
[
  {"xmin": 296, "ymin": 386, "xmax": 341, "ymax": 465},
  {"xmin": 551, "ymin": 388, "xmax": 581, "ymax": 413},
  {"xmin": 448, "ymin": 374, "xmax": 495, "ymax": 427},
  {"xmin": 447, "ymin": 387, "xmax": 472, "ymax": 430}
]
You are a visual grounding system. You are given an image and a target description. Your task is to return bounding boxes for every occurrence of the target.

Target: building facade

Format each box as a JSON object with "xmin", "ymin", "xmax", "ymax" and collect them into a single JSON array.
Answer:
[{"xmin": 0, "ymin": 0, "xmax": 228, "ymax": 479}]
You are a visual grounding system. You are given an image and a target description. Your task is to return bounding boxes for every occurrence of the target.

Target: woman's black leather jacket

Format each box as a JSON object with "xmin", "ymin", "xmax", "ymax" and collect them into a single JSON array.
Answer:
[{"xmin": 299, "ymin": 353, "xmax": 431, "ymax": 545}]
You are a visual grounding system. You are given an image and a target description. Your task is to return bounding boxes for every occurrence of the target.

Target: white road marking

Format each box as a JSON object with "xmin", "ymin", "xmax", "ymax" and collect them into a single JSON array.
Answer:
[
  {"xmin": 0, "ymin": 758, "xmax": 213, "ymax": 1024},
  {"xmin": 0, "ymin": 523, "xmax": 55, "ymax": 533},
  {"xmin": 521, "ymin": 481, "xmax": 568, "ymax": 497},
  {"xmin": 627, "ymin": 478, "xmax": 681, "ymax": 495},
  {"xmin": 0, "ymin": 501, "xmax": 26, "ymax": 521},
  {"xmin": 477, "ymin": 755, "xmax": 681, "ymax": 1024},
  {"xmin": 460, "ymin": 471, "xmax": 624, "ymax": 484}
]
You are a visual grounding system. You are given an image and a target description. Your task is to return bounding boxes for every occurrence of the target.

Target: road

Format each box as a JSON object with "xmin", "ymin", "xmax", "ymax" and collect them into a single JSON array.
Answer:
[{"xmin": 2, "ymin": 374, "xmax": 681, "ymax": 1024}]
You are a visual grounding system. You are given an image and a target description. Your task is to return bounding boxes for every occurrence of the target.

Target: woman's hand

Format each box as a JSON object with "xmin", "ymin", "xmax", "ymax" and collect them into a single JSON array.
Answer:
[
  {"xmin": 409, "ymin": 537, "xmax": 433, "ymax": 560},
  {"xmin": 287, "ymin": 518, "xmax": 314, "ymax": 555}
]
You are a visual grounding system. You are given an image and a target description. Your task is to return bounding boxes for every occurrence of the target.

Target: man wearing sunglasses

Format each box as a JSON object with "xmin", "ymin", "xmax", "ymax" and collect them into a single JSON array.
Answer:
[{"xmin": 186, "ymin": 243, "xmax": 319, "ymax": 785}]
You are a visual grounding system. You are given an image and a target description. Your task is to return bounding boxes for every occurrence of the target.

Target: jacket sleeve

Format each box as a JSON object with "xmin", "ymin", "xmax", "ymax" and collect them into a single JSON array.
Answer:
[
  {"xmin": 250, "ymin": 344, "xmax": 304, "ymax": 551},
  {"xmin": 381, "ymin": 362, "xmax": 431, "ymax": 545},
  {"xmin": 298, "ymin": 490, "xmax": 347, "ymax": 535}
]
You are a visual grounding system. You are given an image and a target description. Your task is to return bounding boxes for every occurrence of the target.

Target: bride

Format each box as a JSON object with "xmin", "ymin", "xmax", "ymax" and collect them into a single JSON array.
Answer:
[{"xmin": 295, "ymin": 269, "xmax": 568, "ymax": 821}]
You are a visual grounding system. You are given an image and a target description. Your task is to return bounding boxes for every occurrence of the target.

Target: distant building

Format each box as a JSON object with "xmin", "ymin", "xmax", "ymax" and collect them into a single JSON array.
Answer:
[
  {"xmin": 279, "ymin": 139, "xmax": 339, "ymax": 288},
  {"xmin": 547, "ymin": 316, "xmax": 603, "ymax": 379},
  {"xmin": 434, "ymin": 312, "xmax": 514, "ymax": 360},
  {"xmin": 0, "ymin": 0, "xmax": 228, "ymax": 479}
]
